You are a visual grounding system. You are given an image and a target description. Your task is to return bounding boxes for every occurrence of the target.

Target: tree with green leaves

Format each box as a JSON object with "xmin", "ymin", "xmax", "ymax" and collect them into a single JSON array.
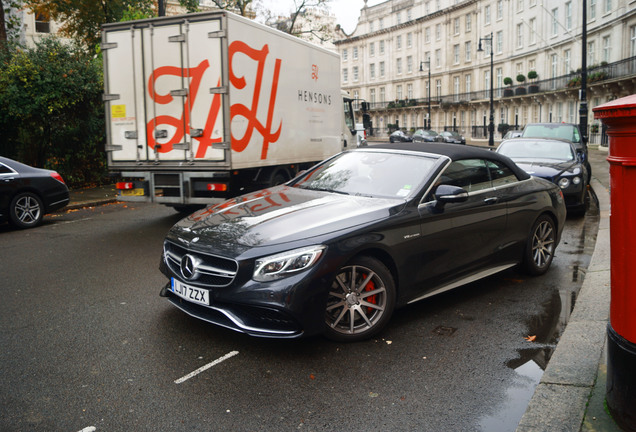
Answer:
[
  {"xmin": 1, "ymin": 0, "xmax": 23, "ymax": 48},
  {"xmin": 23, "ymin": 0, "xmax": 200, "ymax": 51},
  {"xmin": 0, "ymin": 38, "xmax": 107, "ymax": 186}
]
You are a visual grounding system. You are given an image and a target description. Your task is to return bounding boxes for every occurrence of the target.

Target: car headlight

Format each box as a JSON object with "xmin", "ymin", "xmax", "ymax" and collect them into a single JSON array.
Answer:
[
  {"xmin": 253, "ymin": 245, "xmax": 326, "ymax": 282},
  {"xmin": 572, "ymin": 176, "xmax": 581, "ymax": 185},
  {"xmin": 558, "ymin": 177, "xmax": 571, "ymax": 189}
]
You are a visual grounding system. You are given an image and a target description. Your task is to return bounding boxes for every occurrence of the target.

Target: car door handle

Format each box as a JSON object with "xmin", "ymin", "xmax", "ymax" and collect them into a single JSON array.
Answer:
[{"xmin": 484, "ymin": 197, "xmax": 498, "ymax": 204}]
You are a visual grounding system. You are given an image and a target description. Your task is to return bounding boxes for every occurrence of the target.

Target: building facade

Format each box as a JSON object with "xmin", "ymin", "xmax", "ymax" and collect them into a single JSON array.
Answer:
[{"xmin": 334, "ymin": 0, "xmax": 636, "ymax": 145}]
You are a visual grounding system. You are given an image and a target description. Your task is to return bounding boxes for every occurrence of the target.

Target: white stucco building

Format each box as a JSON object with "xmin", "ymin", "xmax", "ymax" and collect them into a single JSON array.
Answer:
[{"xmin": 334, "ymin": 0, "xmax": 636, "ymax": 144}]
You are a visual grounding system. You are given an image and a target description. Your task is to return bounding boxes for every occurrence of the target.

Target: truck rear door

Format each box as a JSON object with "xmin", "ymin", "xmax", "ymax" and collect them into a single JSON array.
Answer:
[{"xmin": 102, "ymin": 14, "xmax": 231, "ymax": 167}]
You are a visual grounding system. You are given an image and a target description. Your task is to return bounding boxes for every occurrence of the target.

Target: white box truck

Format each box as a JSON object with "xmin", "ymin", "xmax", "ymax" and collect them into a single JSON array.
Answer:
[{"xmin": 101, "ymin": 11, "xmax": 359, "ymax": 210}]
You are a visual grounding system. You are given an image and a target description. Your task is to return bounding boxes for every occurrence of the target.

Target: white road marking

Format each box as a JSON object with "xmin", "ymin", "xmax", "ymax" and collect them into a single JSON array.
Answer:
[
  {"xmin": 77, "ymin": 427, "xmax": 96, "ymax": 432},
  {"xmin": 174, "ymin": 351, "xmax": 239, "ymax": 384}
]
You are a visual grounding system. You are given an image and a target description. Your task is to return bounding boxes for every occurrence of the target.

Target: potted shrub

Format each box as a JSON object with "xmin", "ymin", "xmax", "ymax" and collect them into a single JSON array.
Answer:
[
  {"xmin": 497, "ymin": 123, "xmax": 510, "ymax": 137},
  {"xmin": 515, "ymin": 74, "xmax": 526, "ymax": 95},
  {"xmin": 503, "ymin": 77, "xmax": 514, "ymax": 97},
  {"xmin": 528, "ymin": 71, "xmax": 539, "ymax": 93},
  {"xmin": 567, "ymin": 75, "xmax": 581, "ymax": 88}
]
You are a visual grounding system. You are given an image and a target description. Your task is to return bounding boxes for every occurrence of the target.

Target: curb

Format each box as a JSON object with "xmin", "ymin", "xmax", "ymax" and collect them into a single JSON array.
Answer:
[{"xmin": 516, "ymin": 176, "xmax": 611, "ymax": 431}]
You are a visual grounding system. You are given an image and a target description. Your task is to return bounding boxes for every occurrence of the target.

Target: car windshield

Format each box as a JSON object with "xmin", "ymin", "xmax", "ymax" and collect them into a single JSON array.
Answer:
[
  {"xmin": 292, "ymin": 150, "xmax": 438, "ymax": 199},
  {"xmin": 498, "ymin": 140, "xmax": 575, "ymax": 161},
  {"xmin": 522, "ymin": 124, "xmax": 581, "ymax": 143}
]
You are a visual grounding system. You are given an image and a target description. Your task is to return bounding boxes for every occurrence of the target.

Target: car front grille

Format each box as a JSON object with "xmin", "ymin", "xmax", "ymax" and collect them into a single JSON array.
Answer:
[{"xmin": 163, "ymin": 240, "xmax": 239, "ymax": 287}]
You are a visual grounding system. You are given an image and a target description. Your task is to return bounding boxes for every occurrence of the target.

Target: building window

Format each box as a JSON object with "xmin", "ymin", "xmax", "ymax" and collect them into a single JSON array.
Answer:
[
  {"xmin": 529, "ymin": 18, "xmax": 536, "ymax": 44},
  {"xmin": 566, "ymin": 2, "xmax": 572, "ymax": 30},
  {"xmin": 342, "ymin": 49, "xmax": 348, "ymax": 61},
  {"xmin": 465, "ymin": 13, "xmax": 472, "ymax": 32},
  {"xmin": 343, "ymin": 68, "xmax": 348, "ymax": 83},
  {"xmin": 496, "ymin": 68, "xmax": 503, "ymax": 97},
  {"xmin": 465, "ymin": 41, "xmax": 471, "ymax": 62},
  {"xmin": 453, "ymin": 44, "xmax": 460, "ymax": 64},
  {"xmin": 396, "ymin": 35, "xmax": 402, "ymax": 50},
  {"xmin": 397, "ymin": 11, "xmax": 402, "ymax": 25},
  {"xmin": 552, "ymin": 8, "xmax": 559, "ymax": 36},
  {"xmin": 485, "ymin": 5, "xmax": 491, "ymax": 25},
  {"xmin": 436, "ymin": 79, "xmax": 442, "ymax": 98},
  {"xmin": 370, "ymin": 63, "xmax": 376, "ymax": 79},
  {"xmin": 603, "ymin": 36, "xmax": 611, "ymax": 62},
  {"xmin": 425, "ymin": 27, "xmax": 431, "ymax": 43},
  {"xmin": 631, "ymin": 26, "xmax": 636, "ymax": 57},
  {"xmin": 436, "ymin": 24, "xmax": 441, "ymax": 41},
  {"xmin": 370, "ymin": 88, "xmax": 376, "ymax": 104},
  {"xmin": 454, "ymin": 18, "xmax": 460, "ymax": 35},
  {"xmin": 407, "ymin": 8, "xmax": 412, "ymax": 20},
  {"xmin": 397, "ymin": 58, "xmax": 402, "ymax": 75},
  {"xmin": 517, "ymin": 0, "xmax": 524, "ymax": 12},
  {"xmin": 407, "ymin": 56, "xmax": 413, "ymax": 73},
  {"xmin": 353, "ymin": 66, "xmax": 359, "ymax": 82},
  {"xmin": 564, "ymin": 49, "xmax": 571, "ymax": 74},
  {"xmin": 407, "ymin": 83, "xmax": 413, "ymax": 99},
  {"xmin": 380, "ymin": 87, "xmax": 385, "ymax": 102},
  {"xmin": 435, "ymin": 49, "xmax": 441, "ymax": 68},
  {"xmin": 379, "ymin": 18, "xmax": 384, "ymax": 29},
  {"xmin": 407, "ymin": 33, "xmax": 413, "ymax": 48},
  {"xmin": 496, "ymin": 31, "xmax": 503, "ymax": 53},
  {"xmin": 465, "ymin": 74, "xmax": 472, "ymax": 93},
  {"xmin": 485, "ymin": 70, "xmax": 491, "ymax": 98},
  {"xmin": 605, "ymin": 0, "xmax": 612, "ymax": 14},
  {"xmin": 369, "ymin": 21, "xmax": 374, "ymax": 32},
  {"xmin": 380, "ymin": 61, "xmax": 385, "ymax": 77},
  {"xmin": 551, "ymin": 54, "xmax": 558, "ymax": 79},
  {"xmin": 497, "ymin": 0, "xmax": 503, "ymax": 20},
  {"xmin": 353, "ymin": 47, "xmax": 358, "ymax": 60},
  {"xmin": 517, "ymin": 23, "xmax": 523, "ymax": 48},
  {"xmin": 370, "ymin": 42, "xmax": 375, "ymax": 57},
  {"xmin": 589, "ymin": 0, "xmax": 596, "ymax": 20},
  {"xmin": 35, "ymin": 13, "xmax": 50, "ymax": 33},
  {"xmin": 380, "ymin": 40, "xmax": 385, "ymax": 55},
  {"xmin": 588, "ymin": 41, "xmax": 596, "ymax": 65},
  {"xmin": 425, "ymin": 1, "xmax": 431, "ymax": 14},
  {"xmin": 397, "ymin": 85, "xmax": 403, "ymax": 100},
  {"xmin": 454, "ymin": 76, "xmax": 460, "ymax": 101}
]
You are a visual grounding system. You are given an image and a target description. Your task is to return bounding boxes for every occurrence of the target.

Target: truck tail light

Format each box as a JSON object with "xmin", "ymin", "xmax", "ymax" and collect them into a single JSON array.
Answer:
[
  {"xmin": 207, "ymin": 183, "xmax": 228, "ymax": 192},
  {"xmin": 116, "ymin": 182, "xmax": 134, "ymax": 190}
]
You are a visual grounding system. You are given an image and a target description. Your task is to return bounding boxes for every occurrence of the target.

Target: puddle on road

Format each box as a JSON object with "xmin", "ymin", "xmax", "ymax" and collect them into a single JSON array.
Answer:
[{"xmin": 478, "ymin": 189, "xmax": 601, "ymax": 431}]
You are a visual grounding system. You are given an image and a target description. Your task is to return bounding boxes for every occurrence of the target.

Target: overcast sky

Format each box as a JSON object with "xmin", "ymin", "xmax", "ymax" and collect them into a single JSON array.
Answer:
[{"xmin": 258, "ymin": 0, "xmax": 384, "ymax": 33}]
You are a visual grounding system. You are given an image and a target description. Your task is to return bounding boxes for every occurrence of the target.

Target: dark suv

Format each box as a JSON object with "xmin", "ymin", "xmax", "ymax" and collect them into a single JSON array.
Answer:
[{"xmin": 521, "ymin": 123, "xmax": 591, "ymax": 182}]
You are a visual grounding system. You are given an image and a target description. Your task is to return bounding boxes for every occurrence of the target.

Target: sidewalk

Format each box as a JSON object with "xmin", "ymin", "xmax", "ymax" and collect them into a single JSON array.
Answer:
[{"xmin": 67, "ymin": 184, "xmax": 118, "ymax": 210}]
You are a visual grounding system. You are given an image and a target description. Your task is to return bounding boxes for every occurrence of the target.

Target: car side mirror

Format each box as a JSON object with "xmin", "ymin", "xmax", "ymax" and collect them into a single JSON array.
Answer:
[
  {"xmin": 577, "ymin": 150, "xmax": 586, "ymax": 162},
  {"xmin": 435, "ymin": 185, "xmax": 469, "ymax": 204}
]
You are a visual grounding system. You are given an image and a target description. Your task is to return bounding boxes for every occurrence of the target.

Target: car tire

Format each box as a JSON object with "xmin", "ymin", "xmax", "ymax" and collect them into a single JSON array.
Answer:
[
  {"xmin": 10, "ymin": 192, "xmax": 44, "ymax": 229},
  {"xmin": 324, "ymin": 256, "xmax": 396, "ymax": 342},
  {"xmin": 522, "ymin": 214, "xmax": 557, "ymax": 276}
]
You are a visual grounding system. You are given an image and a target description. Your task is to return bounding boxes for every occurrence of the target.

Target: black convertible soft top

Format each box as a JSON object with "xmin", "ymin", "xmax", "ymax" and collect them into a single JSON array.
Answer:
[{"xmin": 370, "ymin": 142, "xmax": 531, "ymax": 181}]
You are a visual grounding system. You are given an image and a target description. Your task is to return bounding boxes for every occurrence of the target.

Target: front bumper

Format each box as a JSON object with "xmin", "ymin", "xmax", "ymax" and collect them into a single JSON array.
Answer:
[{"xmin": 160, "ymin": 282, "xmax": 305, "ymax": 338}]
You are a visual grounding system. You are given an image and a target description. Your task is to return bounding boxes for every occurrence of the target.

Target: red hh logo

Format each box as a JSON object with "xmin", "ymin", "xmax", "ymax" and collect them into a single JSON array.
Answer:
[
  {"xmin": 146, "ymin": 41, "xmax": 282, "ymax": 160},
  {"xmin": 311, "ymin": 64, "xmax": 318, "ymax": 81}
]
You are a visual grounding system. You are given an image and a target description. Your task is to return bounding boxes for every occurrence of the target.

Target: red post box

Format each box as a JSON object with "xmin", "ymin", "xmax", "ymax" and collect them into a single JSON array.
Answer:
[{"xmin": 593, "ymin": 95, "xmax": 636, "ymax": 431}]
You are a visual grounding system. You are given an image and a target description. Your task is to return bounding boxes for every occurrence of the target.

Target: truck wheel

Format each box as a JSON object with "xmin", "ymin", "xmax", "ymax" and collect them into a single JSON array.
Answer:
[{"xmin": 270, "ymin": 170, "xmax": 289, "ymax": 186}]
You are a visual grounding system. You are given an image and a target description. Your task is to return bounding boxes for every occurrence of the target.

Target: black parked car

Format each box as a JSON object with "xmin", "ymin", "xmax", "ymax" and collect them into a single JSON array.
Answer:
[
  {"xmin": 389, "ymin": 130, "xmax": 413, "ymax": 143},
  {"xmin": 496, "ymin": 138, "xmax": 588, "ymax": 214},
  {"xmin": 412, "ymin": 129, "xmax": 442, "ymax": 142},
  {"xmin": 160, "ymin": 143, "xmax": 566, "ymax": 341},
  {"xmin": 521, "ymin": 123, "xmax": 591, "ymax": 182},
  {"xmin": 0, "ymin": 156, "xmax": 70, "ymax": 229},
  {"xmin": 439, "ymin": 130, "xmax": 466, "ymax": 144}
]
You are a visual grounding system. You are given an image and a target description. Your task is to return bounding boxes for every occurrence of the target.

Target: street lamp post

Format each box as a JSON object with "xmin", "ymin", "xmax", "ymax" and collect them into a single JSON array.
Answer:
[
  {"xmin": 420, "ymin": 60, "xmax": 431, "ymax": 129},
  {"xmin": 477, "ymin": 33, "xmax": 494, "ymax": 147}
]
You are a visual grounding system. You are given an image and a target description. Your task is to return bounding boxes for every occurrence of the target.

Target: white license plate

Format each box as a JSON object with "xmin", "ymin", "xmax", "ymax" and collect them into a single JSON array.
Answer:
[{"xmin": 171, "ymin": 279, "xmax": 210, "ymax": 306}]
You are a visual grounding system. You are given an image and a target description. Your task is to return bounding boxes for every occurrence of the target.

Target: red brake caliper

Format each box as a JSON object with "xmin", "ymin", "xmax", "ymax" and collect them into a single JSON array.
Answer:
[{"xmin": 363, "ymin": 274, "xmax": 377, "ymax": 313}]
